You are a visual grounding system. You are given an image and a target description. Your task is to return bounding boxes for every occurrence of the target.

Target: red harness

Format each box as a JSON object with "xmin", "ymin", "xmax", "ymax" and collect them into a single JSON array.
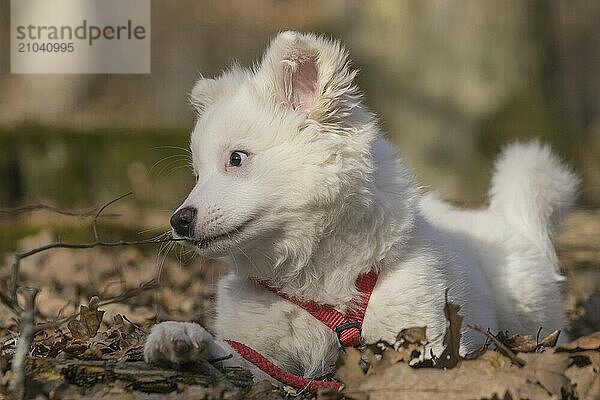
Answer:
[{"xmin": 225, "ymin": 270, "xmax": 378, "ymax": 392}]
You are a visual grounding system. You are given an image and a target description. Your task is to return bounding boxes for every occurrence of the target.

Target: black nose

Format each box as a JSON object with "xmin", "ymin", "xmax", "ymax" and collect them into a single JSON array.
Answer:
[{"xmin": 170, "ymin": 207, "xmax": 197, "ymax": 238}]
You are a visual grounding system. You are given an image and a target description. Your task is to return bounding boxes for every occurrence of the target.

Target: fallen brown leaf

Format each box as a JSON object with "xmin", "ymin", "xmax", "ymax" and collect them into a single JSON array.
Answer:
[
  {"xmin": 520, "ymin": 351, "xmax": 572, "ymax": 396},
  {"xmin": 538, "ymin": 330, "xmax": 561, "ymax": 348},
  {"xmin": 435, "ymin": 290, "xmax": 463, "ymax": 369},
  {"xmin": 557, "ymin": 331, "xmax": 600, "ymax": 352},
  {"xmin": 335, "ymin": 347, "xmax": 368, "ymax": 381},
  {"xmin": 67, "ymin": 320, "xmax": 89, "ymax": 340},
  {"xmin": 67, "ymin": 296, "xmax": 105, "ymax": 340},
  {"xmin": 340, "ymin": 354, "xmax": 551, "ymax": 400},
  {"xmin": 505, "ymin": 334, "xmax": 537, "ymax": 353},
  {"xmin": 396, "ymin": 326, "xmax": 427, "ymax": 345},
  {"xmin": 565, "ymin": 351, "xmax": 600, "ymax": 400}
]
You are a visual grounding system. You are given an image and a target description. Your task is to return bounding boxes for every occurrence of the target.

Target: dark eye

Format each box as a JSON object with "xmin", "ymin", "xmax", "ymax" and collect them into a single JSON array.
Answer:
[{"xmin": 229, "ymin": 151, "xmax": 248, "ymax": 167}]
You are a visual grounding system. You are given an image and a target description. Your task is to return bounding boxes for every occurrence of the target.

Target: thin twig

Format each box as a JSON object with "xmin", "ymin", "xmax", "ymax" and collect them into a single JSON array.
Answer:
[
  {"xmin": 32, "ymin": 280, "xmax": 158, "ymax": 333},
  {"xmin": 1, "ymin": 194, "xmax": 178, "ymax": 396},
  {"xmin": 10, "ymin": 192, "xmax": 138, "ymax": 301},
  {"xmin": 18, "ymin": 238, "xmax": 179, "ymax": 260},
  {"xmin": 92, "ymin": 192, "xmax": 132, "ymax": 241},
  {"xmin": 3, "ymin": 192, "xmax": 179, "ymax": 336},
  {"xmin": 122, "ymin": 314, "xmax": 149, "ymax": 335},
  {"xmin": 207, "ymin": 354, "xmax": 234, "ymax": 364},
  {"xmin": 9, "ymin": 287, "xmax": 39, "ymax": 400},
  {"xmin": 10, "ymin": 237, "xmax": 180, "ymax": 302},
  {"xmin": 468, "ymin": 324, "xmax": 526, "ymax": 367},
  {"xmin": 0, "ymin": 204, "xmax": 120, "ymax": 219},
  {"xmin": 535, "ymin": 326, "xmax": 543, "ymax": 345}
]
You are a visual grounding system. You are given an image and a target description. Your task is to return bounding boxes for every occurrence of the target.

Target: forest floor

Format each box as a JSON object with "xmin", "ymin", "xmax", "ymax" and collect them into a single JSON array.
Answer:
[{"xmin": 0, "ymin": 207, "xmax": 598, "ymax": 400}]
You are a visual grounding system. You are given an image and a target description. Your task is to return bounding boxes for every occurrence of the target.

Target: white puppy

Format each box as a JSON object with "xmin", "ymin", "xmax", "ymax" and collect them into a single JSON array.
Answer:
[{"xmin": 144, "ymin": 31, "xmax": 578, "ymax": 384}]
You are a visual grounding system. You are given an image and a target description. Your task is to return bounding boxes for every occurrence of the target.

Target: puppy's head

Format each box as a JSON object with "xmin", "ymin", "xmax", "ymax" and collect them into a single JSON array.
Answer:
[{"xmin": 171, "ymin": 31, "xmax": 376, "ymax": 260}]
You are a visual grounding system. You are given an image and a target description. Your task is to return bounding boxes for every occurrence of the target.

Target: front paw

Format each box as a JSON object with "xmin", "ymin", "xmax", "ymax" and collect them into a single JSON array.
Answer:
[{"xmin": 144, "ymin": 321, "xmax": 214, "ymax": 365}]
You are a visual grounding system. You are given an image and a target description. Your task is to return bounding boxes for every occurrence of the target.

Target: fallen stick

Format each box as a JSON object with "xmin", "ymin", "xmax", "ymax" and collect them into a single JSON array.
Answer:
[
  {"xmin": 468, "ymin": 324, "xmax": 526, "ymax": 367},
  {"xmin": 9, "ymin": 287, "xmax": 39, "ymax": 400}
]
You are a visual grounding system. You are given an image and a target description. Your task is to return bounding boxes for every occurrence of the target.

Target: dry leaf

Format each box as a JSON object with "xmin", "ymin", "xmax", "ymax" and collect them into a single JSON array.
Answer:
[
  {"xmin": 339, "ymin": 355, "xmax": 551, "ymax": 400},
  {"xmin": 67, "ymin": 320, "xmax": 90, "ymax": 340},
  {"xmin": 538, "ymin": 330, "xmax": 561, "ymax": 348},
  {"xmin": 565, "ymin": 351, "xmax": 600, "ymax": 400},
  {"xmin": 80, "ymin": 343, "xmax": 104, "ymax": 360},
  {"xmin": 396, "ymin": 326, "xmax": 427, "ymax": 344},
  {"xmin": 63, "ymin": 342, "xmax": 87, "ymax": 356},
  {"xmin": 435, "ymin": 291, "xmax": 463, "ymax": 369},
  {"xmin": 335, "ymin": 347, "xmax": 370, "ymax": 399},
  {"xmin": 505, "ymin": 334, "xmax": 537, "ymax": 353},
  {"xmin": 67, "ymin": 297, "xmax": 105, "ymax": 340},
  {"xmin": 392, "ymin": 344, "xmax": 422, "ymax": 365},
  {"xmin": 88, "ymin": 295, "xmax": 100, "ymax": 309},
  {"xmin": 520, "ymin": 351, "xmax": 572, "ymax": 396},
  {"xmin": 557, "ymin": 331, "xmax": 600, "ymax": 352}
]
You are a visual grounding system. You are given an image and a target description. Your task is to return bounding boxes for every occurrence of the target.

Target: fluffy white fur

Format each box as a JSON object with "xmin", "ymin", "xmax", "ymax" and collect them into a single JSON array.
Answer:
[{"xmin": 144, "ymin": 31, "xmax": 578, "ymax": 381}]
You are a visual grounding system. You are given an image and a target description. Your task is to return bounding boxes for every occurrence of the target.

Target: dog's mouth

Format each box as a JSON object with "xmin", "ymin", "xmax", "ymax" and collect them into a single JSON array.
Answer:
[{"xmin": 185, "ymin": 218, "xmax": 254, "ymax": 249}]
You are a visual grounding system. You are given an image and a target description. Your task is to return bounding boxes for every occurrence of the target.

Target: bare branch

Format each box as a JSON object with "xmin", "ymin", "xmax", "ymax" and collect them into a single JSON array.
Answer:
[
  {"xmin": 7, "ymin": 192, "xmax": 166, "ymax": 301},
  {"xmin": 19, "ymin": 237, "xmax": 178, "ymax": 260},
  {"xmin": 92, "ymin": 192, "xmax": 133, "ymax": 241},
  {"xmin": 9, "ymin": 287, "xmax": 39, "ymax": 400},
  {"xmin": 0, "ymin": 204, "xmax": 119, "ymax": 219},
  {"xmin": 1, "ymin": 194, "xmax": 182, "ymax": 396},
  {"xmin": 10, "ymin": 237, "xmax": 179, "ymax": 302},
  {"xmin": 468, "ymin": 324, "xmax": 526, "ymax": 367},
  {"xmin": 32, "ymin": 279, "xmax": 158, "ymax": 333}
]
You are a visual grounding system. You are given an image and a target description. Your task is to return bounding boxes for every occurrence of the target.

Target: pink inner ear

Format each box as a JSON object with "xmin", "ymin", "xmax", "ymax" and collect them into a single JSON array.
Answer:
[{"xmin": 284, "ymin": 55, "xmax": 318, "ymax": 114}]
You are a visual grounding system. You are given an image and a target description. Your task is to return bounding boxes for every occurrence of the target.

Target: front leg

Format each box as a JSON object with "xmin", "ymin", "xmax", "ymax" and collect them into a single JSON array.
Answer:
[
  {"xmin": 144, "ymin": 321, "xmax": 276, "ymax": 383},
  {"xmin": 144, "ymin": 321, "xmax": 218, "ymax": 365}
]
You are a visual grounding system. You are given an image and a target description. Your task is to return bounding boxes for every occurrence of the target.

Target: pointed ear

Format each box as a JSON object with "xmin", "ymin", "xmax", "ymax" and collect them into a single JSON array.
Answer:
[
  {"xmin": 189, "ymin": 67, "xmax": 246, "ymax": 113},
  {"xmin": 189, "ymin": 77, "xmax": 219, "ymax": 111},
  {"xmin": 282, "ymin": 52, "xmax": 318, "ymax": 114},
  {"xmin": 256, "ymin": 31, "xmax": 359, "ymax": 122}
]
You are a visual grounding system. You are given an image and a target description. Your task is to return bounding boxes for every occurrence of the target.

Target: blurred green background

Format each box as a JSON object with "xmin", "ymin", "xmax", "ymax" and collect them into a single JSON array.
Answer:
[{"xmin": 0, "ymin": 0, "xmax": 598, "ymax": 215}]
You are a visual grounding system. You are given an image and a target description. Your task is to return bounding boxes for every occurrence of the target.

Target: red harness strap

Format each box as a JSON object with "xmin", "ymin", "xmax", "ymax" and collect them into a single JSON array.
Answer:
[
  {"xmin": 225, "ymin": 340, "xmax": 343, "ymax": 392},
  {"xmin": 224, "ymin": 270, "xmax": 378, "ymax": 392}
]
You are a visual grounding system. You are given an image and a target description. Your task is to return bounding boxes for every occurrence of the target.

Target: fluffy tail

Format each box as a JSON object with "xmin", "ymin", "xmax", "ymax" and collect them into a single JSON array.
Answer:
[{"xmin": 489, "ymin": 141, "xmax": 579, "ymax": 258}]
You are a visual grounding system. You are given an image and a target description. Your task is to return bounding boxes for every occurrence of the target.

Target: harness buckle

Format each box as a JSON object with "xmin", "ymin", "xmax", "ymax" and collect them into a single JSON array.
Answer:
[{"xmin": 335, "ymin": 321, "xmax": 362, "ymax": 348}]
